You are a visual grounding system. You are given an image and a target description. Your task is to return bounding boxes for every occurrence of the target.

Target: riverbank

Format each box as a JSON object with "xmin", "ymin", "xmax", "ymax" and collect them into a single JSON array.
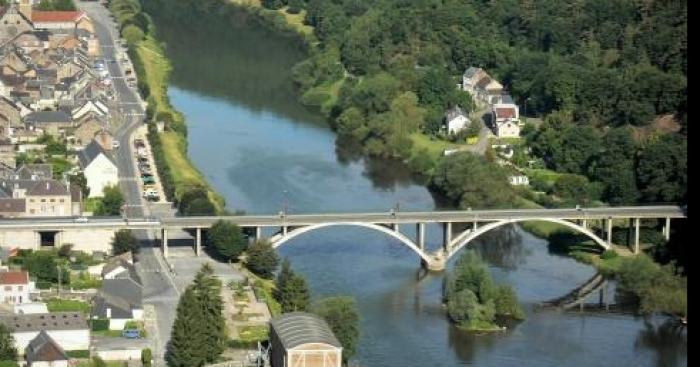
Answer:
[{"xmin": 115, "ymin": 3, "xmax": 225, "ymax": 213}]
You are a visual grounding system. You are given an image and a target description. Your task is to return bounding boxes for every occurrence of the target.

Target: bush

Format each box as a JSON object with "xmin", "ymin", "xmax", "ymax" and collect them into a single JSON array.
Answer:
[
  {"xmin": 601, "ymin": 250, "xmax": 619, "ymax": 260},
  {"xmin": 91, "ymin": 319, "xmax": 109, "ymax": 332},
  {"xmin": 245, "ymin": 240, "xmax": 279, "ymax": 279},
  {"xmin": 66, "ymin": 350, "xmax": 90, "ymax": 358},
  {"xmin": 141, "ymin": 348, "xmax": 152, "ymax": 366}
]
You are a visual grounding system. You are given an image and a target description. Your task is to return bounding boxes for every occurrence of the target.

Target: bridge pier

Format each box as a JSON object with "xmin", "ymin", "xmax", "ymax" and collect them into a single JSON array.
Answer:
[
  {"xmin": 443, "ymin": 222, "xmax": 452, "ymax": 251},
  {"xmin": 606, "ymin": 219, "xmax": 613, "ymax": 247},
  {"xmin": 162, "ymin": 228, "xmax": 169, "ymax": 258},
  {"xmin": 634, "ymin": 218, "xmax": 640, "ymax": 254},
  {"xmin": 195, "ymin": 228, "xmax": 201, "ymax": 257},
  {"xmin": 416, "ymin": 223, "xmax": 425, "ymax": 250},
  {"xmin": 664, "ymin": 217, "xmax": 671, "ymax": 241},
  {"xmin": 421, "ymin": 253, "xmax": 446, "ymax": 272}
]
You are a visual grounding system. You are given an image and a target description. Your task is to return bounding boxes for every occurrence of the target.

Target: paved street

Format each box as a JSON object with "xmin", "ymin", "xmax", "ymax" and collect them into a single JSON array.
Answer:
[{"xmin": 78, "ymin": 2, "xmax": 178, "ymax": 365}]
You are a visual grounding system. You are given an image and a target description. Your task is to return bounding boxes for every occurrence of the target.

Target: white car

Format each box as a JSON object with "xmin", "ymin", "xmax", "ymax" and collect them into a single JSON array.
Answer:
[
  {"xmin": 74, "ymin": 217, "xmax": 89, "ymax": 223},
  {"xmin": 112, "ymin": 140, "xmax": 120, "ymax": 149}
]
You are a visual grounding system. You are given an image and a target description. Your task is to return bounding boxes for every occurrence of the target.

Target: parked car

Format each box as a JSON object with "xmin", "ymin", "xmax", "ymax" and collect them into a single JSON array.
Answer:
[
  {"xmin": 142, "ymin": 176, "xmax": 156, "ymax": 185},
  {"xmin": 122, "ymin": 329, "xmax": 141, "ymax": 339},
  {"xmin": 112, "ymin": 140, "xmax": 120, "ymax": 149}
]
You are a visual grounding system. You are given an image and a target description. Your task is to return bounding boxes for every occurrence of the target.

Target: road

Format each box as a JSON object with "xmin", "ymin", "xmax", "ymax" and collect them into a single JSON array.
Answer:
[
  {"xmin": 78, "ymin": 2, "xmax": 179, "ymax": 364},
  {"xmin": 0, "ymin": 206, "xmax": 686, "ymax": 230}
]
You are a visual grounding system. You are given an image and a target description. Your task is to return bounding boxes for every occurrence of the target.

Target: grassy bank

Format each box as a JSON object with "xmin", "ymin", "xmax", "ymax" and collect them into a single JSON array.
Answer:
[
  {"xmin": 132, "ymin": 34, "xmax": 225, "ymax": 212},
  {"xmin": 229, "ymin": 0, "xmax": 315, "ymax": 38}
]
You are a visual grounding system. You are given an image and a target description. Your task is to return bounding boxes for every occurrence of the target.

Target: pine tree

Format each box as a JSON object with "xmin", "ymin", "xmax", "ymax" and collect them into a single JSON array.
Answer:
[
  {"xmin": 166, "ymin": 288, "xmax": 206, "ymax": 367},
  {"xmin": 192, "ymin": 264, "xmax": 225, "ymax": 363},
  {"xmin": 275, "ymin": 258, "xmax": 311, "ymax": 313},
  {"xmin": 275, "ymin": 259, "xmax": 294, "ymax": 300},
  {"xmin": 0, "ymin": 323, "xmax": 17, "ymax": 361}
]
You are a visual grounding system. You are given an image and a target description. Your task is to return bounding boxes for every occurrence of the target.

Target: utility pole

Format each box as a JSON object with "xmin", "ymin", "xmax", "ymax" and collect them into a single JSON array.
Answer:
[{"xmin": 56, "ymin": 265, "xmax": 62, "ymax": 295}]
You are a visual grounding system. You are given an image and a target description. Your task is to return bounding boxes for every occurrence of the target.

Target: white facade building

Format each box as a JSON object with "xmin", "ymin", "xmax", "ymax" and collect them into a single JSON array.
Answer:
[
  {"xmin": 0, "ymin": 271, "xmax": 34, "ymax": 304},
  {"xmin": 0, "ymin": 312, "xmax": 90, "ymax": 353},
  {"xmin": 78, "ymin": 141, "xmax": 118, "ymax": 198}
]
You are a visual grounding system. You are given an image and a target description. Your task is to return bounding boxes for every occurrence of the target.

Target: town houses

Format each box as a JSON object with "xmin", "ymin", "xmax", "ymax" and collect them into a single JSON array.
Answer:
[{"xmin": 462, "ymin": 66, "xmax": 523, "ymax": 138}]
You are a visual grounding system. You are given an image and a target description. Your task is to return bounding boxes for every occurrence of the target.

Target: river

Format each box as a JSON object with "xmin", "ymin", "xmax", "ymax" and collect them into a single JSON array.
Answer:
[{"xmin": 150, "ymin": 6, "xmax": 687, "ymax": 367}]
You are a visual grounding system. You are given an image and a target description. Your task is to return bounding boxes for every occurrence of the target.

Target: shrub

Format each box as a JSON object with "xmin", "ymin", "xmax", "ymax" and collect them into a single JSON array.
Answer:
[
  {"xmin": 601, "ymin": 250, "xmax": 619, "ymax": 260},
  {"xmin": 141, "ymin": 348, "xmax": 152, "ymax": 366},
  {"xmin": 91, "ymin": 319, "xmax": 109, "ymax": 332},
  {"xmin": 66, "ymin": 350, "xmax": 90, "ymax": 358}
]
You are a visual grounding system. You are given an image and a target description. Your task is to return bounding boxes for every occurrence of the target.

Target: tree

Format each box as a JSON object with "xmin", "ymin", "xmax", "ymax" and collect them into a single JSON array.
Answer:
[
  {"xmin": 112, "ymin": 230, "xmax": 139, "ymax": 255},
  {"xmin": 312, "ymin": 297, "xmax": 360, "ymax": 363},
  {"xmin": 245, "ymin": 240, "xmax": 279, "ymax": 279},
  {"xmin": 167, "ymin": 265, "xmax": 226, "ymax": 367},
  {"xmin": 167, "ymin": 288, "xmax": 205, "ymax": 367},
  {"xmin": 141, "ymin": 348, "xmax": 152, "ymax": 367},
  {"xmin": 206, "ymin": 221, "xmax": 247, "ymax": 261},
  {"xmin": 275, "ymin": 259, "xmax": 310, "ymax": 313},
  {"xmin": 69, "ymin": 173, "xmax": 89, "ymax": 199},
  {"xmin": 179, "ymin": 186, "xmax": 216, "ymax": 216},
  {"xmin": 122, "ymin": 24, "xmax": 145, "ymax": 46},
  {"xmin": 96, "ymin": 186, "xmax": 124, "ymax": 216},
  {"xmin": 636, "ymin": 135, "xmax": 687, "ymax": 203},
  {"xmin": 0, "ymin": 324, "xmax": 17, "ymax": 362},
  {"xmin": 431, "ymin": 153, "xmax": 516, "ymax": 209},
  {"xmin": 24, "ymin": 251, "xmax": 68, "ymax": 285}
]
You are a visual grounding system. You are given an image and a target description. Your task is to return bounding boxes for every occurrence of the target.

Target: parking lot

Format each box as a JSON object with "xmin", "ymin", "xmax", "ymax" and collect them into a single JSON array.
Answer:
[{"xmin": 131, "ymin": 126, "xmax": 168, "ymax": 205}]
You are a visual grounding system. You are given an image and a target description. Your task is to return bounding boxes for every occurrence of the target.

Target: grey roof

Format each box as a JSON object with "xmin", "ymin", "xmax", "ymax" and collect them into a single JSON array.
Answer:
[
  {"xmin": 501, "ymin": 94, "xmax": 515, "ymax": 104},
  {"xmin": 463, "ymin": 66, "xmax": 481, "ymax": 78},
  {"xmin": 445, "ymin": 105, "xmax": 466, "ymax": 122},
  {"xmin": 0, "ymin": 198, "xmax": 25, "ymax": 214},
  {"xmin": 26, "ymin": 180, "xmax": 69, "ymax": 196},
  {"xmin": 26, "ymin": 330, "xmax": 69, "ymax": 363},
  {"xmin": 15, "ymin": 164, "xmax": 53, "ymax": 180},
  {"xmin": 93, "ymin": 277, "xmax": 143, "ymax": 320},
  {"xmin": 270, "ymin": 312, "xmax": 342, "ymax": 350},
  {"xmin": 0, "ymin": 312, "xmax": 88, "ymax": 332},
  {"xmin": 24, "ymin": 110, "xmax": 71, "ymax": 124},
  {"xmin": 79, "ymin": 140, "xmax": 115, "ymax": 168}
]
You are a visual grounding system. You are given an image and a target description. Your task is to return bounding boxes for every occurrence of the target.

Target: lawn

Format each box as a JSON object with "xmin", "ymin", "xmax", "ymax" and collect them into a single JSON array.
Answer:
[
  {"xmin": 45, "ymin": 298, "xmax": 91, "ymax": 313},
  {"xmin": 237, "ymin": 325, "xmax": 269, "ymax": 343},
  {"xmin": 409, "ymin": 133, "xmax": 460, "ymax": 158},
  {"xmin": 135, "ymin": 36, "xmax": 225, "ymax": 212}
]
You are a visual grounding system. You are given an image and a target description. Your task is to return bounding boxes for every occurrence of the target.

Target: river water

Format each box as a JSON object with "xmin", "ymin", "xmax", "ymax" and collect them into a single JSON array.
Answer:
[{"xmin": 152, "ymin": 7, "xmax": 686, "ymax": 367}]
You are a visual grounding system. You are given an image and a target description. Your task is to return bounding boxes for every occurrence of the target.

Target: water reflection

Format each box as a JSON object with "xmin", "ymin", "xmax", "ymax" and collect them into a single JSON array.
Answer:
[{"xmin": 635, "ymin": 318, "xmax": 687, "ymax": 367}]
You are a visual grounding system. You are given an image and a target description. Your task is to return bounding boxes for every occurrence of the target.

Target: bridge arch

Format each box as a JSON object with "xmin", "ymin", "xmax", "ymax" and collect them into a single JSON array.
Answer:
[
  {"xmin": 446, "ymin": 218, "xmax": 611, "ymax": 261},
  {"xmin": 270, "ymin": 222, "xmax": 433, "ymax": 263}
]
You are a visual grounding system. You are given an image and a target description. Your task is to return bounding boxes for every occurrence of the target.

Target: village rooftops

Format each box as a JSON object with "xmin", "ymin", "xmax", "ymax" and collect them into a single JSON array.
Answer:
[
  {"xmin": 26, "ymin": 180, "xmax": 69, "ymax": 196},
  {"xmin": 495, "ymin": 107, "xmax": 517, "ymax": 119},
  {"xmin": 26, "ymin": 330, "xmax": 69, "ymax": 363},
  {"xmin": 270, "ymin": 312, "xmax": 342, "ymax": 350},
  {"xmin": 24, "ymin": 110, "xmax": 71, "ymax": 125},
  {"xmin": 0, "ymin": 312, "xmax": 88, "ymax": 332},
  {"xmin": 446, "ymin": 105, "xmax": 466, "ymax": 121},
  {"xmin": 31, "ymin": 11, "xmax": 87, "ymax": 23},
  {"xmin": 0, "ymin": 270, "xmax": 29, "ymax": 285},
  {"xmin": 78, "ymin": 140, "xmax": 115, "ymax": 168}
]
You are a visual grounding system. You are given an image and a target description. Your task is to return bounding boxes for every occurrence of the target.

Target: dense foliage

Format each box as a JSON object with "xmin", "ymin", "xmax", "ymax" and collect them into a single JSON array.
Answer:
[
  {"xmin": 275, "ymin": 259, "xmax": 310, "ymax": 313},
  {"xmin": 444, "ymin": 252, "xmax": 524, "ymax": 330},
  {"xmin": 94, "ymin": 185, "xmax": 125, "ymax": 216},
  {"xmin": 112, "ymin": 229, "xmax": 139, "ymax": 255},
  {"xmin": 0, "ymin": 324, "xmax": 17, "ymax": 363},
  {"xmin": 245, "ymin": 240, "xmax": 280, "ymax": 279},
  {"xmin": 36, "ymin": 0, "xmax": 76, "ymax": 11},
  {"xmin": 205, "ymin": 220, "xmax": 247, "ymax": 261},
  {"xmin": 311, "ymin": 297, "xmax": 360, "ymax": 364},
  {"xmin": 167, "ymin": 264, "xmax": 226, "ymax": 367},
  {"xmin": 615, "ymin": 255, "xmax": 687, "ymax": 317}
]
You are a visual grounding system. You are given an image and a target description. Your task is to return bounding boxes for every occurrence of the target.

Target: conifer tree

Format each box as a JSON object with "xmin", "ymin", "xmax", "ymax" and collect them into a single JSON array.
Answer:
[
  {"xmin": 166, "ymin": 288, "xmax": 206, "ymax": 367},
  {"xmin": 275, "ymin": 259, "xmax": 310, "ymax": 313},
  {"xmin": 192, "ymin": 264, "xmax": 226, "ymax": 362}
]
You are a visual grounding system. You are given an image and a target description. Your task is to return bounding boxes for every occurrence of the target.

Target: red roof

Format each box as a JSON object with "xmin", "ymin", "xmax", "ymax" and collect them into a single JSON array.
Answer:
[
  {"xmin": 495, "ymin": 107, "xmax": 516, "ymax": 119},
  {"xmin": 31, "ymin": 11, "xmax": 85, "ymax": 23},
  {"xmin": 0, "ymin": 271, "xmax": 29, "ymax": 285}
]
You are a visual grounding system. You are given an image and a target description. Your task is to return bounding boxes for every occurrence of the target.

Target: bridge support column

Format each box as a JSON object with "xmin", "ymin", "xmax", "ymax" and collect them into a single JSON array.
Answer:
[
  {"xmin": 162, "ymin": 228, "xmax": 169, "ymax": 258},
  {"xmin": 282, "ymin": 225, "xmax": 288, "ymax": 236},
  {"xmin": 473, "ymin": 221, "xmax": 478, "ymax": 230},
  {"xmin": 582, "ymin": 219, "xmax": 588, "ymax": 229},
  {"xmin": 392, "ymin": 223, "xmax": 400, "ymax": 232},
  {"xmin": 255, "ymin": 226, "xmax": 262, "ymax": 240},
  {"xmin": 443, "ymin": 222, "xmax": 452, "ymax": 251},
  {"xmin": 634, "ymin": 218, "xmax": 640, "ymax": 254},
  {"xmin": 416, "ymin": 223, "xmax": 425, "ymax": 250},
  {"xmin": 195, "ymin": 228, "xmax": 201, "ymax": 257},
  {"xmin": 663, "ymin": 217, "xmax": 671, "ymax": 241},
  {"xmin": 606, "ymin": 219, "xmax": 613, "ymax": 247},
  {"xmin": 422, "ymin": 254, "xmax": 446, "ymax": 272}
]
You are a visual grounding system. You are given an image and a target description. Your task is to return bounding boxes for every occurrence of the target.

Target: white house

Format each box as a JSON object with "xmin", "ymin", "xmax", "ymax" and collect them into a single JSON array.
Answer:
[
  {"xmin": 463, "ymin": 66, "xmax": 504, "ymax": 105},
  {"xmin": 78, "ymin": 140, "xmax": 118, "ymax": 198},
  {"xmin": 93, "ymin": 277, "xmax": 143, "ymax": 330},
  {"xmin": 492, "ymin": 103, "xmax": 521, "ymax": 138},
  {"xmin": 71, "ymin": 99, "xmax": 108, "ymax": 121},
  {"xmin": 509, "ymin": 175, "xmax": 530, "ymax": 186},
  {"xmin": 25, "ymin": 330, "xmax": 70, "ymax": 367},
  {"xmin": 0, "ymin": 312, "xmax": 90, "ymax": 353},
  {"xmin": 445, "ymin": 105, "xmax": 470, "ymax": 134},
  {"xmin": 0, "ymin": 270, "xmax": 34, "ymax": 304}
]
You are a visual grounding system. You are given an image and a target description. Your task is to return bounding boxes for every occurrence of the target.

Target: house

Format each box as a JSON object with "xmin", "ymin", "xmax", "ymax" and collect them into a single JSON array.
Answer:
[
  {"xmin": 0, "ymin": 3, "xmax": 34, "ymax": 46},
  {"xmin": 509, "ymin": 175, "xmax": 530, "ymax": 186},
  {"xmin": 25, "ymin": 330, "xmax": 70, "ymax": 367},
  {"xmin": 0, "ymin": 270, "xmax": 34, "ymax": 304},
  {"xmin": 270, "ymin": 312, "xmax": 343, "ymax": 367},
  {"xmin": 72, "ymin": 118, "xmax": 103, "ymax": 147},
  {"xmin": 462, "ymin": 66, "xmax": 504, "ymax": 106},
  {"xmin": 492, "ymin": 101, "xmax": 520, "ymax": 138},
  {"xmin": 24, "ymin": 110, "xmax": 73, "ymax": 136},
  {"xmin": 30, "ymin": 10, "xmax": 94, "ymax": 34},
  {"xmin": 71, "ymin": 99, "xmax": 108, "ymax": 122},
  {"xmin": 100, "ymin": 256, "xmax": 135, "ymax": 280},
  {"xmin": 14, "ymin": 163, "xmax": 53, "ymax": 181},
  {"xmin": 78, "ymin": 140, "xmax": 118, "ymax": 198},
  {"xmin": 0, "ymin": 96, "xmax": 22, "ymax": 137},
  {"xmin": 24, "ymin": 180, "xmax": 73, "ymax": 216},
  {"xmin": 93, "ymin": 276, "xmax": 143, "ymax": 331},
  {"xmin": 0, "ymin": 312, "xmax": 90, "ymax": 353},
  {"xmin": 444, "ymin": 105, "xmax": 470, "ymax": 134}
]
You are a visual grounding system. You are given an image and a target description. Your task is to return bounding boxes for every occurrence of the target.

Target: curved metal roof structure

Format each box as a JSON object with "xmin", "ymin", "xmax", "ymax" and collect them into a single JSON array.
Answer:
[{"xmin": 270, "ymin": 312, "xmax": 342, "ymax": 350}]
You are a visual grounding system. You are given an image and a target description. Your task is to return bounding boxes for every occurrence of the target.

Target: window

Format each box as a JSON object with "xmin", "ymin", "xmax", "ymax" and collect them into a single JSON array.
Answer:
[
  {"xmin": 30, "ymin": 209, "xmax": 35, "ymax": 214},
  {"xmin": 59, "ymin": 199, "xmax": 65, "ymax": 203},
  {"xmin": 50, "ymin": 199, "xmax": 55, "ymax": 203},
  {"xmin": 41, "ymin": 199, "xmax": 46, "ymax": 203},
  {"xmin": 3, "ymin": 286, "xmax": 10, "ymax": 291},
  {"xmin": 17, "ymin": 286, "xmax": 22, "ymax": 291},
  {"xmin": 30, "ymin": 199, "xmax": 35, "ymax": 203}
]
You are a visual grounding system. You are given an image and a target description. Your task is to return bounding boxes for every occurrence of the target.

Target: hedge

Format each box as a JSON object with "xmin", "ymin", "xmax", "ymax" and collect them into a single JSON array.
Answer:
[
  {"xmin": 66, "ymin": 350, "xmax": 91, "ymax": 358},
  {"xmin": 91, "ymin": 319, "xmax": 109, "ymax": 331}
]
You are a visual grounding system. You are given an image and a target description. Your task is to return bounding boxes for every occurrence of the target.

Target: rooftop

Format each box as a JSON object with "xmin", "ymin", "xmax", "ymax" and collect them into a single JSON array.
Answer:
[
  {"xmin": 26, "ymin": 330, "xmax": 69, "ymax": 363},
  {"xmin": 0, "ymin": 271, "xmax": 28, "ymax": 285},
  {"xmin": 270, "ymin": 312, "xmax": 341, "ymax": 350},
  {"xmin": 0, "ymin": 312, "xmax": 88, "ymax": 332},
  {"xmin": 31, "ymin": 11, "xmax": 85, "ymax": 23}
]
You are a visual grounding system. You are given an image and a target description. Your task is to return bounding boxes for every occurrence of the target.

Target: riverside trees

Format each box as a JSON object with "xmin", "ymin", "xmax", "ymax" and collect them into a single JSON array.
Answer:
[
  {"xmin": 167, "ymin": 264, "xmax": 225, "ymax": 367},
  {"xmin": 444, "ymin": 252, "xmax": 524, "ymax": 331},
  {"xmin": 206, "ymin": 221, "xmax": 247, "ymax": 261}
]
